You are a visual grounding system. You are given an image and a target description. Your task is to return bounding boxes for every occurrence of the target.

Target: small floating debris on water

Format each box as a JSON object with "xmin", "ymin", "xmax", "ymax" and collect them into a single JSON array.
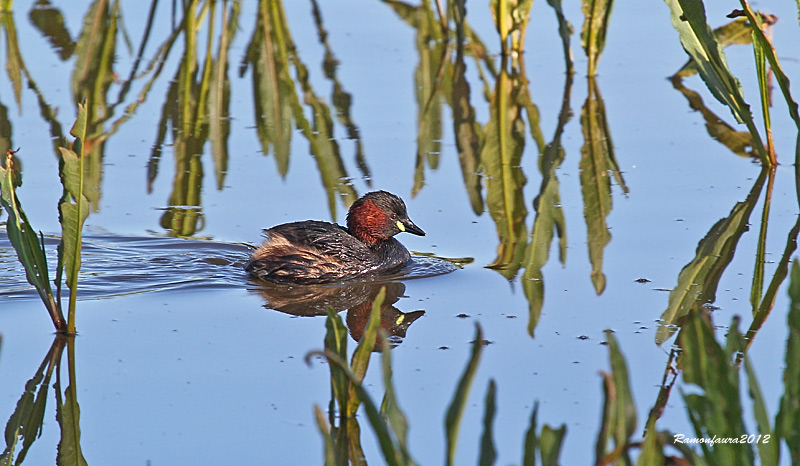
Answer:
[
  {"xmin": 456, "ymin": 313, "xmax": 469, "ymax": 318},
  {"xmin": 577, "ymin": 335, "xmax": 589, "ymax": 340},
  {"xmin": 634, "ymin": 277, "xmax": 651, "ymax": 283},
  {"xmin": 471, "ymin": 339, "xmax": 492, "ymax": 346}
]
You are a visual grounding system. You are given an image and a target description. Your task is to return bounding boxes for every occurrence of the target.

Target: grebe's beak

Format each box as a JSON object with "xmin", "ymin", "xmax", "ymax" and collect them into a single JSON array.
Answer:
[{"xmin": 398, "ymin": 218, "xmax": 425, "ymax": 236}]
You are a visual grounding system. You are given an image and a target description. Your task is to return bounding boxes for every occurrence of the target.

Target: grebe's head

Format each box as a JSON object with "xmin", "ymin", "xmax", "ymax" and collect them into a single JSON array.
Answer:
[{"xmin": 346, "ymin": 191, "xmax": 426, "ymax": 244}]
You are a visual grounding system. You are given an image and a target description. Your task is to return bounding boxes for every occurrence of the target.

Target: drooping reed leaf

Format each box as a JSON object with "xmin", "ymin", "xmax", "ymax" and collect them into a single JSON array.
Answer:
[
  {"xmin": 482, "ymin": 64, "xmax": 528, "ymax": 276},
  {"xmin": 478, "ymin": 380, "xmax": 497, "ymax": 466},
  {"xmin": 28, "ymin": 0, "xmax": 76, "ymax": 60},
  {"xmin": 663, "ymin": 0, "xmax": 769, "ymax": 164},
  {"xmin": 776, "ymin": 260, "xmax": 800, "ymax": 463},
  {"xmin": 580, "ymin": 78, "xmax": 626, "ymax": 295},
  {"xmin": 1, "ymin": 12, "xmax": 22, "ymax": 108},
  {"xmin": 309, "ymin": 0, "xmax": 369, "ymax": 185},
  {"xmin": 736, "ymin": 4, "xmax": 800, "ymax": 133},
  {"xmin": 451, "ymin": 40, "xmax": 484, "ymax": 215},
  {"xmin": 674, "ymin": 17, "xmax": 753, "ymax": 78},
  {"xmin": 656, "ymin": 170, "xmax": 765, "ymax": 345},
  {"xmin": 670, "ymin": 77, "xmax": 754, "ymax": 158},
  {"xmin": 444, "ymin": 324, "xmax": 484, "ymax": 466},
  {"xmin": 546, "ymin": 0, "xmax": 574, "ymax": 74},
  {"xmin": 411, "ymin": 3, "xmax": 444, "ymax": 198},
  {"xmin": 521, "ymin": 73, "xmax": 571, "ymax": 338},
  {"xmin": 581, "ymin": 0, "xmax": 614, "ymax": 76},
  {"xmin": 242, "ymin": 0, "xmax": 294, "ymax": 177},
  {"xmin": 208, "ymin": 1, "xmax": 239, "ymax": 191},
  {"xmin": 0, "ymin": 152, "xmax": 63, "ymax": 329}
]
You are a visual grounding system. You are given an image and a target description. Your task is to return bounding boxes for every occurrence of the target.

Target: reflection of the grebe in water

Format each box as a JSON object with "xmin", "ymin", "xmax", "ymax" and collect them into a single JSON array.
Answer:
[{"xmin": 250, "ymin": 280, "xmax": 424, "ymax": 346}]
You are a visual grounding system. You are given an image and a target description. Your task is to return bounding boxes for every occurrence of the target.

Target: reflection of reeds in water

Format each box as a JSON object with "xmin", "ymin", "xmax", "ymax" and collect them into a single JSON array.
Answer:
[
  {"xmin": 0, "ymin": 336, "xmax": 87, "ymax": 466},
  {"xmin": 579, "ymin": 77, "xmax": 627, "ymax": 296},
  {"xmin": 240, "ymin": 0, "xmax": 359, "ymax": 220}
]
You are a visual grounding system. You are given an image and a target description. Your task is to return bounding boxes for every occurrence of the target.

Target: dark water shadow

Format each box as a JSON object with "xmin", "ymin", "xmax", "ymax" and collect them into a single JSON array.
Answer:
[
  {"xmin": 0, "ymin": 231, "xmax": 252, "ymax": 300},
  {"xmin": 249, "ymin": 256, "xmax": 457, "ymax": 345},
  {"xmin": 251, "ymin": 280, "xmax": 424, "ymax": 346}
]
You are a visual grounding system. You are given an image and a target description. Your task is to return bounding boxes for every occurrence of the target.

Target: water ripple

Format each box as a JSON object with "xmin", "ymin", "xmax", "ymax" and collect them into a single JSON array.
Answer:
[
  {"xmin": 0, "ymin": 232, "xmax": 251, "ymax": 300},
  {"xmin": 1, "ymin": 232, "xmax": 458, "ymax": 301}
]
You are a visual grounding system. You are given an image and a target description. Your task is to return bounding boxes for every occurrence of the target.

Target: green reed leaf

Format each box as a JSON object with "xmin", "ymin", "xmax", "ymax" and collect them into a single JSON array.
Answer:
[
  {"xmin": 737, "ymin": 4, "xmax": 800, "ymax": 132},
  {"xmin": 244, "ymin": 0, "xmax": 293, "ymax": 177},
  {"xmin": 635, "ymin": 417, "xmax": 665, "ymax": 466},
  {"xmin": 451, "ymin": 50, "xmax": 484, "ymax": 215},
  {"xmin": 58, "ymin": 99, "xmax": 90, "ymax": 334},
  {"xmin": 478, "ymin": 380, "xmax": 497, "ymax": 466},
  {"xmin": 656, "ymin": 170, "xmax": 765, "ymax": 345},
  {"xmin": 0, "ymin": 152, "xmax": 63, "ymax": 329},
  {"xmin": 482, "ymin": 66, "xmax": 528, "ymax": 277},
  {"xmin": 307, "ymin": 348, "xmax": 416, "ymax": 466},
  {"xmin": 580, "ymin": 78, "xmax": 626, "ymax": 296},
  {"xmin": 522, "ymin": 73, "xmax": 571, "ymax": 338},
  {"xmin": 522, "ymin": 402, "xmax": 538, "ymax": 466},
  {"xmin": 1, "ymin": 12, "xmax": 22, "ymax": 108},
  {"xmin": 545, "ymin": 0, "xmax": 574, "ymax": 74},
  {"xmin": 663, "ymin": 0, "xmax": 768, "ymax": 164},
  {"xmin": 678, "ymin": 312, "xmax": 753, "ymax": 465},
  {"xmin": 324, "ymin": 307, "xmax": 349, "ymax": 417},
  {"xmin": 595, "ymin": 330, "xmax": 636, "ymax": 465},
  {"xmin": 380, "ymin": 332, "xmax": 413, "ymax": 465},
  {"xmin": 347, "ymin": 287, "xmax": 384, "ymax": 416},
  {"xmin": 743, "ymin": 354, "xmax": 778, "ymax": 466},
  {"xmin": 776, "ymin": 260, "xmax": 800, "ymax": 463},
  {"xmin": 55, "ymin": 384, "xmax": 87, "ymax": 466},
  {"xmin": 445, "ymin": 323, "xmax": 484, "ymax": 466},
  {"xmin": 313, "ymin": 405, "xmax": 337, "ymax": 465},
  {"xmin": 209, "ymin": 1, "xmax": 238, "ymax": 191},
  {"xmin": 539, "ymin": 424, "xmax": 566, "ymax": 466},
  {"xmin": 581, "ymin": 0, "xmax": 614, "ymax": 76},
  {"xmin": 675, "ymin": 17, "xmax": 752, "ymax": 78}
]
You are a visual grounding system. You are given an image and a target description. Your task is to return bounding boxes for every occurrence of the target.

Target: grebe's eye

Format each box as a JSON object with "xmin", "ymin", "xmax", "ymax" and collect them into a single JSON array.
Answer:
[{"xmin": 390, "ymin": 213, "xmax": 398, "ymax": 221}]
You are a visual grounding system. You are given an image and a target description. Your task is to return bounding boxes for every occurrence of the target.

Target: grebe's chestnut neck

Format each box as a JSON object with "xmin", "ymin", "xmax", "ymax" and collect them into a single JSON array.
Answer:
[{"xmin": 346, "ymin": 191, "xmax": 425, "ymax": 244}]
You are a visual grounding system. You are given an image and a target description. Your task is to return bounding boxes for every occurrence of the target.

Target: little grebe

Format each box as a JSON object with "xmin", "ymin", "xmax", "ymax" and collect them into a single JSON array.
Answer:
[{"xmin": 246, "ymin": 191, "xmax": 425, "ymax": 284}]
